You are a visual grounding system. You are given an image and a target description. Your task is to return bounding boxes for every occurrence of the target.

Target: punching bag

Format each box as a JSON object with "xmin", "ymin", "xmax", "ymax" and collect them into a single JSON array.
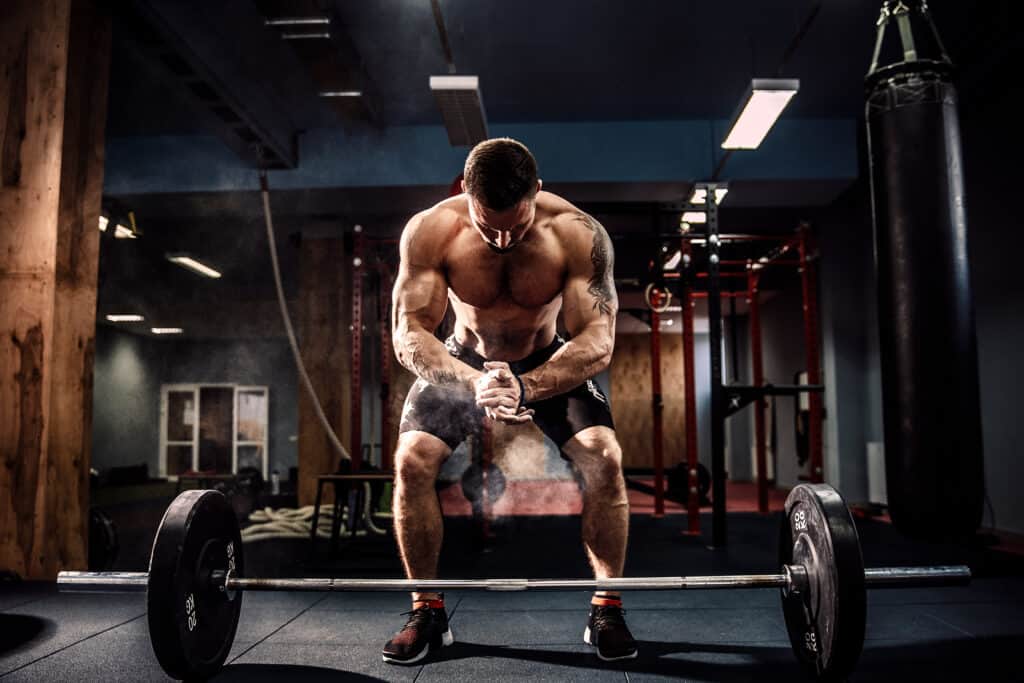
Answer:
[{"xmin": 865, "ymin": 2, "xmax": 984, "ymax": 539}]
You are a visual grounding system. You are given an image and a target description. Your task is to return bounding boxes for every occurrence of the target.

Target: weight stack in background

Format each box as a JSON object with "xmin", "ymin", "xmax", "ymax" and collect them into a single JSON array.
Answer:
[{"xmin": 864, "ymin": 3, "xmax": 984, "ymax": 540}]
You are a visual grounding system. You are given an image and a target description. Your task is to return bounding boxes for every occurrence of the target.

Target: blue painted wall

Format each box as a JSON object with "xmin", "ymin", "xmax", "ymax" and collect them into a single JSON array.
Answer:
[{"xmin": 103, "ymin": 119, "xmax": 858, "ymax": 195}]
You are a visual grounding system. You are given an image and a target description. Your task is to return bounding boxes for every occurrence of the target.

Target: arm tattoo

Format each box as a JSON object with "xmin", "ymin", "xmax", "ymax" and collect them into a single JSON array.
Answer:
[
  {"xmin": 406, "ymin": 340, "xmax": 460, "ymax": 387},
  {"xmin": 574, "ymin": 212, "xmax": 615, "ymax": 316}
]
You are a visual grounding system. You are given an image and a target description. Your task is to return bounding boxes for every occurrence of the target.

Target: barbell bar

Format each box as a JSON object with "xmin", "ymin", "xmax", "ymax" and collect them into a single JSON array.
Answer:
[
  {"xmin": 57, "ymin": 565, "xmax": 970, "ymax": 594},
  {"xmin": 52, "ymin": 484, "xmax": 974, "ymax": 682}
]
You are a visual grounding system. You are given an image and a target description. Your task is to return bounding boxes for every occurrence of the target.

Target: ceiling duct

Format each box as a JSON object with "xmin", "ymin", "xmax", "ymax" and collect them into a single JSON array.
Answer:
[{"xmin": 430, "ymin": 75, "xmax": 488, "ymax": 147}]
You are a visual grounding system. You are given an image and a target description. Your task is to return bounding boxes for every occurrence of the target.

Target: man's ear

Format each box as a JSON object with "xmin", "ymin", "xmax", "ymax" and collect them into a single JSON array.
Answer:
[
  {"xmin": 461, "ymin": 180, "xmax": 467, "ymax": 194},
  {"xmin": 536, "ymin": 179, "xmax": 543, "ymax": 193}
]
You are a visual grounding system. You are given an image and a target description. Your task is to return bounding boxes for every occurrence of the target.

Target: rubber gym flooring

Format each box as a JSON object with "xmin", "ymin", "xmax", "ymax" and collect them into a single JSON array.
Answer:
[{"xmin": 2, "ymin": 494, "xmax": 1024, "ymax": 681}]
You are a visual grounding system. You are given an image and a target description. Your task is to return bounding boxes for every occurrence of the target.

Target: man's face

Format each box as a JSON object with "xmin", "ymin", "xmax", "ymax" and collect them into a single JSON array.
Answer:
[{"xmin": 466, "ymin": 195, "xmax": 536, "ymax": 253}]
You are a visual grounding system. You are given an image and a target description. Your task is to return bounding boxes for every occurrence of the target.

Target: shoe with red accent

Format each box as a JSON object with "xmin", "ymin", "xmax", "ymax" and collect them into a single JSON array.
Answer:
[
  {"xmin": 583, "ymin": 604, "xmax": 638, "ymax": 661},
  {"xmin": 382, "ymin": 602, "xmax": 453, "ymax": 665}
]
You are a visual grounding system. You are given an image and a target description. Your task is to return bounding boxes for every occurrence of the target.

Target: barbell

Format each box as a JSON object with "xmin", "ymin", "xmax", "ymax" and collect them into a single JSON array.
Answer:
[{"xmin": 57, "ymin": 484, "xmax": 971, "ymax": 681}]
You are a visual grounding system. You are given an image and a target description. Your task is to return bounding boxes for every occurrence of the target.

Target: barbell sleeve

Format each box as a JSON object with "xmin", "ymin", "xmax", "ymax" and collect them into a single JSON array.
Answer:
[
  {"xmin": 58, "ymin": 571, "xmax": 148, "ymax": 593},
  {"xmin": 863, "ymin": 565, "xmax": 971, "ymax": 587}
]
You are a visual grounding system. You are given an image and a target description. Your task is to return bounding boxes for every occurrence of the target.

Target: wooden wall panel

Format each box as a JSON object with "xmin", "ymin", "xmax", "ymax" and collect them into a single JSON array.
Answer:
[
  {"xmin": 296, "ymin": 237, "xmax": 351, "ymax": 506},
  {"xmin": 610, "ymin": 332, "xmax": 688, "ymax": 470}
]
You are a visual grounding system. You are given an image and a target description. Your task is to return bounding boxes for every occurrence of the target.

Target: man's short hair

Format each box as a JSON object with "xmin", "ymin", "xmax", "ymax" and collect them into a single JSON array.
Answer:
[{"xmin": 463, "ymin": 138, "xmax": 539, "ymax": 211}]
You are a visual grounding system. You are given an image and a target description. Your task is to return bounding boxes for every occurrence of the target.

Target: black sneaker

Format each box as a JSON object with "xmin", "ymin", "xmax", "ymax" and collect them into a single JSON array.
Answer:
[
  {"xmin": 583, "ymin": 604, "xmax": 638, "ymax": 661},
  {"xmin": 382, "ymin": 603, "xmax": 454, "ymax": 665}
]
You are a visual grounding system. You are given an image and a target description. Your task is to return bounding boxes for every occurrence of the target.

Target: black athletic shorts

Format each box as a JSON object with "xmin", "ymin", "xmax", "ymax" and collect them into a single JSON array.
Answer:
[{"xmin": 399, "ymin": 335, "xmax": 615, "ymax": 451}]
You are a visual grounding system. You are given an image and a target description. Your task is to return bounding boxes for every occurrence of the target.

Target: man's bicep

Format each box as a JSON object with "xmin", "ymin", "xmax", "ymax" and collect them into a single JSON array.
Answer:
[
  {"xmin": 393, "ymin": 212, "xmax": 449, "ymax": 333},
  {"xmin": 392, "ymin": 264, "xmax": 448, "ymax": 334},
  {"xmin": 562, "ymin": 275, "xmax": 616, "ymax": 338},
  {"xmin": 562, "ymin": 212, "xmax": 618, "ymax": 335}
]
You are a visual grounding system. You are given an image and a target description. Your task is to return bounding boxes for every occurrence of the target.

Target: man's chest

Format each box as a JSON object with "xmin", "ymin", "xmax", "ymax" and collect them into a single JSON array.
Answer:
[{"xmin": 445, "ymin": 240, "xmax": 566, "ymax": 310}]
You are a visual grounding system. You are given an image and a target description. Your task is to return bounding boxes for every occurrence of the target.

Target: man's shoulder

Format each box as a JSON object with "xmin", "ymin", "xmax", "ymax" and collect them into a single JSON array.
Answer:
[
  {"xmin": 409, "ymin": 195, "xmax": 466, "ymax": 229},
  {"xmin": 403, "ymin": 196, "xmax": 466, "ymax": 249},
  {"xmin": 540, "ymin": 193, "xmax": 605, "ymax": 247}
]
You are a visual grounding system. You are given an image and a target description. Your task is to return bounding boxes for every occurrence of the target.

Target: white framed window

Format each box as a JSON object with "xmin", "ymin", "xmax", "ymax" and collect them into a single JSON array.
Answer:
[
  {"xmin": 160, "ymin": 385, "xmax": 199, "ymax": 478},
  {"xmin": 234, "ymin": 386, "xmax": 269, "ymax": 479},
  {"xmin": 159, "ymin": 383, "xmax": 269, "ymax": 480}
]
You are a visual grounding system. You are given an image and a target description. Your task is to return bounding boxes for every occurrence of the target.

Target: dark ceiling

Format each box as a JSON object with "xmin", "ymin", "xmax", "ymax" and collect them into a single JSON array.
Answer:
[
  {"xmin": 96, "ymin": 0, "xmax": 1019, "ymax": 338},
  {"xmin": 106, "ymin": 0, "xmax": 998, "ymax": 137}
]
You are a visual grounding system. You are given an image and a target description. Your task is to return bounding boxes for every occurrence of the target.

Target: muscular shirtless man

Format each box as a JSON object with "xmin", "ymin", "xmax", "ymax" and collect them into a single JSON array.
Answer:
[{"xmin": 383, "ymin": 138, "xmax": 635, "ymax": 665}]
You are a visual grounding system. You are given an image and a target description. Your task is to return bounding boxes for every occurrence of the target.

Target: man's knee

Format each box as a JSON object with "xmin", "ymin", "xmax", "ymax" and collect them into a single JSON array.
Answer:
[
  {"xmin": 394, "ymin": 432, "xmax": 449, "ymax": 490},
  {"xmin": 565, "ymin": 428, "xmax": 625, "ymax": 486}
]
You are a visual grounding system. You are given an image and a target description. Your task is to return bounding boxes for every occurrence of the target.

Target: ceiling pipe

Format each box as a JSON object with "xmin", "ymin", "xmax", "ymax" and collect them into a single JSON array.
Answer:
[{"xmin": 429, "ymin": 0, "xmax": 457, "ymax": 74}]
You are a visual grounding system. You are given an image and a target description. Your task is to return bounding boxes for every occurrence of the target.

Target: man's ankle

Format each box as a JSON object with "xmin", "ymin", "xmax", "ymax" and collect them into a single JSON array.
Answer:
[
  {"xmin": 592, "ymin": 592, "xmax": 622, "ymax": 607},
  {"xmin": 412, "ymin": 592, "xmax": 445, "ymax": 610}
]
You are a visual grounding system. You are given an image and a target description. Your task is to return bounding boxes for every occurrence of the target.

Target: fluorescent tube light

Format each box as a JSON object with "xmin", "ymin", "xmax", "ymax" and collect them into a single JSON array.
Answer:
[
  {"xmin": 106, "ymin": 314, "xmax": 144, "ymax": 323},
  {"xmin": 721, "ymin": 79, "xmax": 799, "ymax": 150},
  {"xmin": 319, "ymin": 90, "xmax": 362, "ymax": 97},
  {"xmin": 114, "ymin": 224, "xmax": 135, "ymax": 239},
  {"xmin": 281, "ymin": 32, "xmax": 330, "ymax": 40},
  {"xmin": 166, "ymin": 254, "xmax": 222, "ymax": 279},
  {"xmin": 98, "ymin": 216, "xmax": 109, "ymax": 232},
  {"xmin": 265, "ymin": 17, "xmax": 330, "ymax": 27},
  {"xmin": 682, "ymin": 211, "xmax": 708, "ymax": 224},
  {"xmin": 151, "ymin": 327, "xmax": 183, "ymax": 335}
]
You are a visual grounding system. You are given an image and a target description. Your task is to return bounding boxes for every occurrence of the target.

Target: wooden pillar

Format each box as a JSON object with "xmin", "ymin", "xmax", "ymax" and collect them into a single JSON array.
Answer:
[
  {"xmin": 1, "ymin": 0, "xmax": 110, "ymax": 579},
  {"xmin": 50, "ymin": 0, "xmax": 111, "ymax": 574},
  {"xmin": 296, "ymin": 237, "xmax": 351, "ymax": 506}
]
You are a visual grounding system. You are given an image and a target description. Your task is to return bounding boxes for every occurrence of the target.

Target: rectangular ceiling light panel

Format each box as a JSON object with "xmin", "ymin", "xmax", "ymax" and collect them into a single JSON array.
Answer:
[
  {"xmin": 430, "ymin": 75, "xmax": 488, "ymax": 147},
  {"xmin": 721, "ymin": 79, "xmax": 799, "ymax": 150}
]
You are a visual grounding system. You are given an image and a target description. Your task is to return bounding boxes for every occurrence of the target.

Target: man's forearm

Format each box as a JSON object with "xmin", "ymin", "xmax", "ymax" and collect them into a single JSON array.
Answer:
[
  {"xmin": 519, "ymin": 330, "xmax": 612, "ymax": 402},
  {"xmin": 394, "ymin": 328, "xmax": 481, "ymax": 391}
]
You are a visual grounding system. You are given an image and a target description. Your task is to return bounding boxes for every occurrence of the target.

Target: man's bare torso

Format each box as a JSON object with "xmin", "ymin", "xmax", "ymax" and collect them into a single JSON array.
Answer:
[{"xmin": 432, "ymin": 191, "xmax": 584, "ymax": 361}]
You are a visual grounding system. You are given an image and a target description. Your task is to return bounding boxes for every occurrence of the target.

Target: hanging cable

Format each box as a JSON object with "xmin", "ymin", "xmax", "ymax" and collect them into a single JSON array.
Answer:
[{"xmin": 259, "ymin": 168, "xmax": 350, "ymax": 461}]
